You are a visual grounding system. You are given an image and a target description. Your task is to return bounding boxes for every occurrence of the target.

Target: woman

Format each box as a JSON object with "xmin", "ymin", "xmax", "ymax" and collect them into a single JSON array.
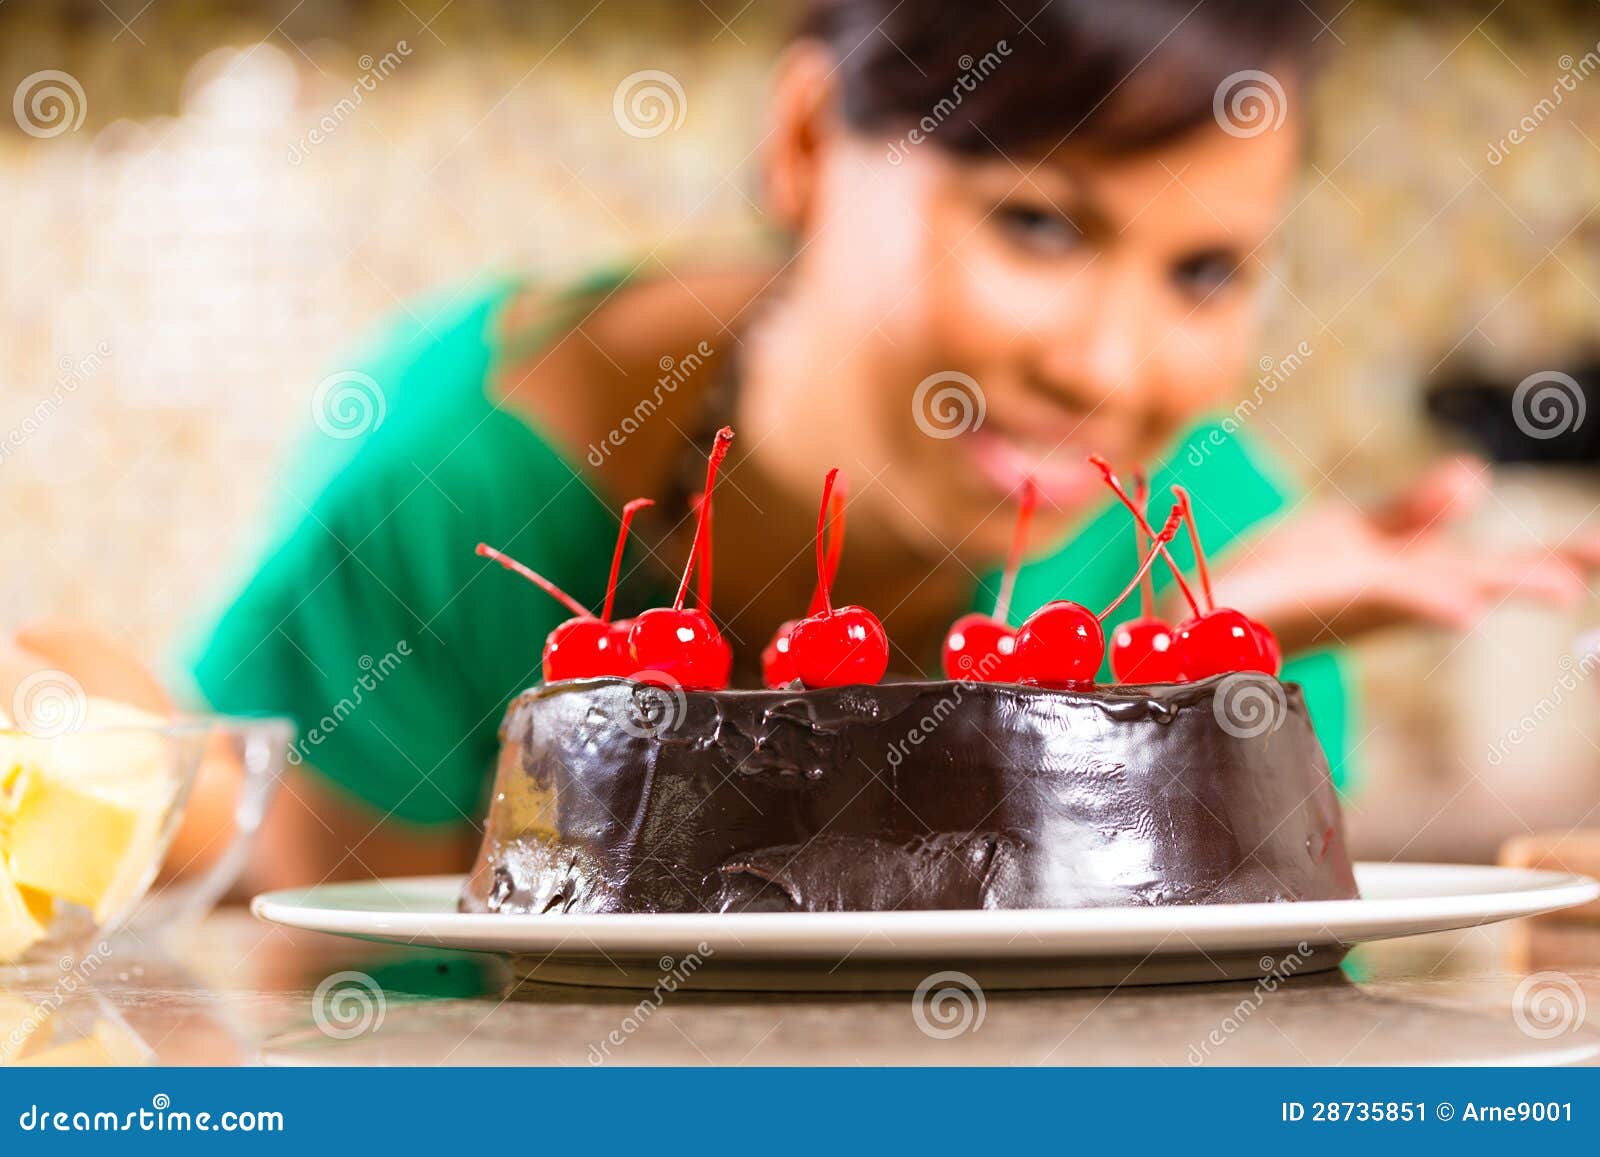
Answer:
[{"xmin": 148, "ymin": 0, "xmax": 1585, "ymax": 883}]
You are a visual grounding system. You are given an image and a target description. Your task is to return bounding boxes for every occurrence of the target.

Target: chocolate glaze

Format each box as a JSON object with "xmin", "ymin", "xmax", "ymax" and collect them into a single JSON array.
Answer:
[{"xmin": 461, "ymin": 675, "xmax": 1358, "ymax": 914}]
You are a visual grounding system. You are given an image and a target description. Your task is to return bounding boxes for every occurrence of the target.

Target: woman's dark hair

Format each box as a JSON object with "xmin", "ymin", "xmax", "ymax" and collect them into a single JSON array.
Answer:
[{"xmin": 799, "ymin": 0, "xmax": 1324, "ymax": 155}]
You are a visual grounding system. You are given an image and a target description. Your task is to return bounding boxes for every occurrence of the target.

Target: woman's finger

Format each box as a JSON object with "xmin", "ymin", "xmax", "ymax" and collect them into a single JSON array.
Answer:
[
  {"xmin": 1470, "ymin": 550, "xmax": 1586, "ymax": 608},
  {"xmin": 12, "ymin": 617, "xmax": 173, "ymax": 713},
  {"xmin": 1552, "ymin": 530, "xmax": 1600, "ymax": 574},
  {"xmin": 1372, "ymin": 455, "xmax": 1491, "ymax": 536}
]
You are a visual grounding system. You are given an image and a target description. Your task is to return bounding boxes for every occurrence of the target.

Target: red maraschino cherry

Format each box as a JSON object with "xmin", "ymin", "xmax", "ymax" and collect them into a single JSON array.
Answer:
[
  {"xmin": 626, "ymin": 427, "xmax": 735, "ymax": 689},
  {"xmin": 1109, "ymin": 472, "xmax": 1182, "ymax": 683},
  {"xmin": 1089, "ymin": 456, "xmax": 1280, "ymax": 682},
  {"xmin": 476, "ymin": 497, "xmax": 655, "ymax": 681},
  {"xmin": 1168, "ymin": 484, "xmax": 1280, "ymax": 679},
  {"xmin": 1011, "ymin": 602, "xmax": 1103, "ymax": 688},
  {"xmin": 1010, "ymin": 504, "xmax": 1184, "ymax": 689},
  {"xmin": 762, "ymin": 478, "xmax": 847, "ymax": 687},
  {"xmin": 941, "ymin": 478, "xmax": 1037, "ymax": 682},
  {"xmin": 785, "ymin": 468, "xmax": 889, "ymax": 688},
  {"xmin": 1112, "ymin": 618, "xmax": 1183, "ymax": 683}
]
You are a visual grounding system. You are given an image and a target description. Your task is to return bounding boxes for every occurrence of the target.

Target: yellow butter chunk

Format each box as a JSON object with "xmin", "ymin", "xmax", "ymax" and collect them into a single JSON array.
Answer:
[
  {"xmin": 19, "ymin": 884, "xmax": 52, "ymax": 926},
  {"xmin": 5, "ymin": 773, "xmax": 140, "ymax": 913},
  {"xmin": 0, "ymin": 860, "xmax": 48, "ymax": 965}
]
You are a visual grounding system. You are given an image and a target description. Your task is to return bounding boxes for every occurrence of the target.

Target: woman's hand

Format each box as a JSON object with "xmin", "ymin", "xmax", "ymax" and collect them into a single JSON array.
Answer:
[
  {"xmin": 1203, "ymin": 458, "xmax": 1594, "ymax": 655},
  {"xmin": 0, "ymin": 617, "xmax": 174, "ymax": 717}
]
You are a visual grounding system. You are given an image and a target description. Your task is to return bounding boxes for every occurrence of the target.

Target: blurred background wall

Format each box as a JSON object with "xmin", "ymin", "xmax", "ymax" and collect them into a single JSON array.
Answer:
[{"xmin": 3, "ymin": 0, "xmax": 1600, "ymax": 860}]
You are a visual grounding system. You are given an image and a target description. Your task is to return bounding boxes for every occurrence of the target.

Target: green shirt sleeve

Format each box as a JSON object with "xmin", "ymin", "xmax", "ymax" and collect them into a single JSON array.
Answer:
[
  {"xmin": 187, "ymin": 279, "xmax": 628, "ymax": 825},
  {"xmin": 995, "ymin": 421, "xmax": 1359, "ymax": 793}
]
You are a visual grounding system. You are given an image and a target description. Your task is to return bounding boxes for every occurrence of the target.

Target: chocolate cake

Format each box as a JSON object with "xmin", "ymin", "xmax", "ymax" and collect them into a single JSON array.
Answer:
[{"xmin": 461, "ymin": 673, "xmax": 1357, "ymax": 914}]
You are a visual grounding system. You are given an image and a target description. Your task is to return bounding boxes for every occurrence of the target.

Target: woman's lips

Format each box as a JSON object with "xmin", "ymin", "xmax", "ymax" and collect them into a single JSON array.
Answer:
[{"xmin": 962, "ymin": 429, "xmax": 1104, "ymax": 510}]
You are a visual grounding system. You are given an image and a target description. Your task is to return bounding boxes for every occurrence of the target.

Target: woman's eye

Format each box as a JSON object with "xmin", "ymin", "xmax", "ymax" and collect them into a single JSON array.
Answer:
[
  {"xmin": 1172, "ymin": 251, "xmax": 1244, "ymax": 299},
  {"xmin": 995, "ymin": 203, "xmax": 1082, "ymax": 255}
]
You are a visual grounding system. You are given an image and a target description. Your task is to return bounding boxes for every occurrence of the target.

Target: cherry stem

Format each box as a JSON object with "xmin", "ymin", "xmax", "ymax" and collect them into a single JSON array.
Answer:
[
  {"xmin": 807, "ymin": 482, "xmax": 848, "ymax": 616},
  {"xmin": 992, "ymin": 477, "xmax": 1038, "ymax": 626},
  {"xmin": 476, "ymin": 543, "xmax": 593, "ymax": 620},
  {"xmin": 1100, "ymin": 506, "xmax": 1183, "ymax": 621},
  {"xmin": 1132, "ymin": 471, "xmax": 1154, "ymax": 620},
  {"xmin": 1170, "ymin": 484, "xmax": 1215, "ymax": 612},
  {"xmin": 689, "ymin": 492, "xmax": 712, "ymax": 610},
  {"xmin": 602, "ymin": 498, "xmax": 655, "ymax": 623},
  {"xmin": 1088, "ymin": 455, "xmax": 1202, "ymax": 617},
  {"xmin": 814, "ymin": 467, "xmax": 842, "ymax": 615},
  {"xmin": 673, "ymin": 426, "xmax": 734, "ymax": 611}
]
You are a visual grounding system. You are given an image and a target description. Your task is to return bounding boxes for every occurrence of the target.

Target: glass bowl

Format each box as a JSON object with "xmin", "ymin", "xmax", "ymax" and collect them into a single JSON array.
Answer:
[{"xmin": 1, "ymin": 720, "xmax": 212, "ymax": 969}]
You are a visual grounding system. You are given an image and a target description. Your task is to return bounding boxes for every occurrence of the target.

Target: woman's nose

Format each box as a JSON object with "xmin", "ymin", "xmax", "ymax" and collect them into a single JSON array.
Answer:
[{"xmin": 1036, "ymin": 259, "xmax": 1151, "ymax": 408}]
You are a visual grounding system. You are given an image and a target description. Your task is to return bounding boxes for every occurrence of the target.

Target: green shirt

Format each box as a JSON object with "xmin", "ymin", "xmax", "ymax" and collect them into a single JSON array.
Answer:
[{"xmin": 188, "ymin": 274, "xmax": 1356, "ymax": 827}]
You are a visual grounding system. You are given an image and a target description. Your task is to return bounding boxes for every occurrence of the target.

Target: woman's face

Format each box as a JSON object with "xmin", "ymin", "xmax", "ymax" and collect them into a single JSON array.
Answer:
[{"xmin": 757, "ymin": 80, "xmax": 1303, "ymax": 564}]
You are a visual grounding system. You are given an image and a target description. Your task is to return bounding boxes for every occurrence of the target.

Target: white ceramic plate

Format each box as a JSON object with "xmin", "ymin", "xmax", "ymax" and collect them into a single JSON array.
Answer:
[{"xmin": 252, "ymin": 863, "xmax": 1599, "ymax": 991}]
